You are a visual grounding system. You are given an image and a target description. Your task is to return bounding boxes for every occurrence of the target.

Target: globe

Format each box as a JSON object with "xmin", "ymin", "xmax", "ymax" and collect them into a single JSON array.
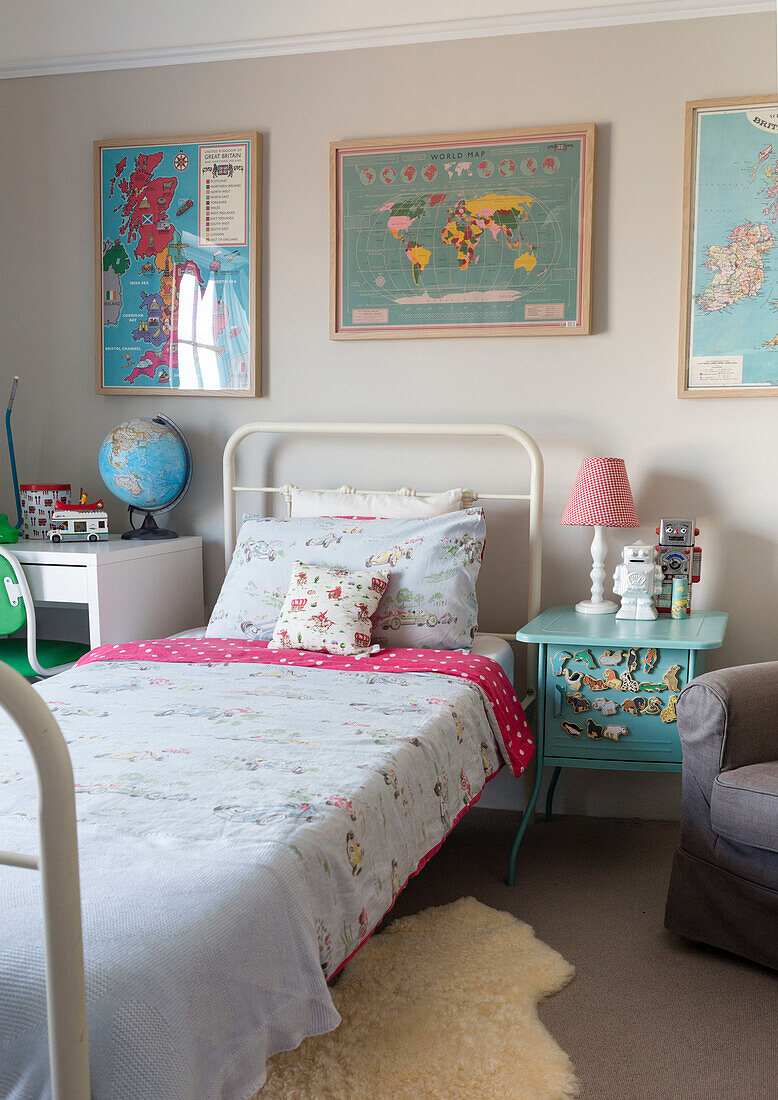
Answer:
[{"xmin": 99, "ymin": 415, "xmax": 192, "ymax": 540}]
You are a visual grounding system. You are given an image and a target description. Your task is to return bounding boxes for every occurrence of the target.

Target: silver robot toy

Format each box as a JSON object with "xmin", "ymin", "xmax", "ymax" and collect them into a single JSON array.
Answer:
[{"xmin": 655, "ymin": 518, "xmax": 702, "ymax": 617}]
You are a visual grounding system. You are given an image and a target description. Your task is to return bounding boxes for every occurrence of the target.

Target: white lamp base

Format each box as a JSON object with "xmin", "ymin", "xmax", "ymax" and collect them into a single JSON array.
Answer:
[
  {"xmin": 574, "ymin": 525, "xmax": 618, "ymax": 616},
  {"xmin": 575, "ymin": 597, "xmax": 619, "ymax": 615}
]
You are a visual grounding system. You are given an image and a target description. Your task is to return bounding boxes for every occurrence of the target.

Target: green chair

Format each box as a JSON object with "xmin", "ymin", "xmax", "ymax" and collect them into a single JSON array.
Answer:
[{"xmin": 0, "ymin": 546, "xmax": 89, "ymax": 678}]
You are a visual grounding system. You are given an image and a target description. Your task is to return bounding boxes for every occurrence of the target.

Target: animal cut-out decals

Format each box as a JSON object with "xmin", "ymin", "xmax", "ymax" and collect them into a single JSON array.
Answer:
[
  {"xmin": 567, "ymin": 692, "xmax": 590, "ymax": 714},
  {"xmin": 561, "ymin": 720, "xmax": 583, "ymax": 738},
  {"xmin": 643, "ymin": 648, "xmax": 659, "ymax": 674},
  {"xmin": 592, "ymin": 698, "xmax": 619, "ymax": 716},
  {"xmin": 602, "ymin": 669, "xmax": 623, "ymax": 691},
  {"xmin": 551, "ymin": 650, "xmax": 572, "ymax": 676},
  {"xmin": 602, "ymin": 724, "xmax": 629, "ymax": 741},
  {"xmin": 600, "ymin": 650, "xmax": 625, "ymax": 667},
  {"xmin": 661, "ymin": 695, "xmax": 678, "ymax": 724},
  {"xmin": 663, "ymin": 664, "xmax": 682, "ymax": 692},
  {"xmin": 627, "ymin": 648, "xmax": 640, "ymax": 674},
  {"xmin": 571, "ymin": 649, "xmax": 598, "ymax": 669},
  {"xmin": 585, "ymin": 718, "xmax": 604, "ymax": 739},
  {"xmin": 621, "ymin": 697, "xmax": 648, "ymax": 716},
  {"xmin": 585, "ymin": 718, "xmax": 629, "ymax": 741},
  {"xmin": 562, "ymin": 668, "xmax": 584, "ymax": 690},
  {"xmin": 621, "ymin": 693, "xmax": 663, "ymax": 715}
]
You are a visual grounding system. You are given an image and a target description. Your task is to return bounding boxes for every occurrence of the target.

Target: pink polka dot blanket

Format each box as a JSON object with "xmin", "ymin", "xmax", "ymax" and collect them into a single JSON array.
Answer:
[{"xmin": 77, "ymin": 638, "xmax": 534, "ymax": 777}]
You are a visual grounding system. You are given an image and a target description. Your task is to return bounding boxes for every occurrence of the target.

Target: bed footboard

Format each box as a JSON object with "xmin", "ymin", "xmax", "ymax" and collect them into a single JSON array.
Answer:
[{"xmin": 0, "ymin": 664, "xmax": 90, "ymax": 1100}]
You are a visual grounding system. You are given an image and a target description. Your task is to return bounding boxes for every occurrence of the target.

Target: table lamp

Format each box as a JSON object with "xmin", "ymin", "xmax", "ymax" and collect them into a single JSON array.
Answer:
[{"xmin": 561, "ymin": 457, "xmax": 639, "ymax": 614}]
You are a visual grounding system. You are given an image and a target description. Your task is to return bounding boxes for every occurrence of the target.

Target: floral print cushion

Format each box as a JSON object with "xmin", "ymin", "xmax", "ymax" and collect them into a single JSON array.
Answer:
[
  {"xmin": 206, "ymin": 509, "xmax": 487, "ymax": 650},
  {"xmin": 268, "ymin": 562, "xmax": 389, "ymax": 656}
]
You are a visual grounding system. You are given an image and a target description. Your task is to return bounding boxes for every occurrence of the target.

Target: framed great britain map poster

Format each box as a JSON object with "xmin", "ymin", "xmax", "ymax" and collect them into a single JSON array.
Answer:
[
  {"xmin": 680, "ymin": 97, "xmax": 778, "ymax": 397},
  {"xmin": 330, "ymin": 126, "xmax": 595, "ymax": 339},
  {"xmin": 94, "ymin": 132, "xmax": 261, "ymax": 396}
]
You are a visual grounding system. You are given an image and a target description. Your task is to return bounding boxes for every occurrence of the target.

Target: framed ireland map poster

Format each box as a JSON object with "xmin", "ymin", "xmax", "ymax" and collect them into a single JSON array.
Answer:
[
  {"xmin": 330, "ymin": 126, "xmax": 595, "ymax": 339},
  {"xmin": 680, "ymin": 97, "xmax": 778, "ymax": 397},
  {"xmin": 94, "ymin": 132, "xmax": 261, "ymax": 396}
]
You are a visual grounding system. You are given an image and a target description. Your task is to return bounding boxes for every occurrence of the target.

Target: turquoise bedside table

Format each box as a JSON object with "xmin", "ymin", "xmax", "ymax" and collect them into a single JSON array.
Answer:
[{"xmin": 507, "ymin": 605, "xmax": 728, "ymax": 885}]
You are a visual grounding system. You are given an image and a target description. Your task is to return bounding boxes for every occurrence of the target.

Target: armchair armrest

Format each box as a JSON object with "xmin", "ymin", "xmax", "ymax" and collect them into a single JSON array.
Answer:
[{"xmin": 678, "ymin": 662, "xmax": 778, "ymax": 784}]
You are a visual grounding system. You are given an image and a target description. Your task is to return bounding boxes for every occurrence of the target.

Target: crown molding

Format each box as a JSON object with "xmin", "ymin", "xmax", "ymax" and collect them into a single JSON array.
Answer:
[{"xmin": 0, "ymin": 0, "xmax": 771, "ymax": 80}]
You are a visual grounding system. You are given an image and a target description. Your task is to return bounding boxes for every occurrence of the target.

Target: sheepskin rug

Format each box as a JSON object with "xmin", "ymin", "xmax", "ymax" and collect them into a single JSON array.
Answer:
[{"xmin": 258, "ymin": 896, "xmax": 578, "ymax": 1099}]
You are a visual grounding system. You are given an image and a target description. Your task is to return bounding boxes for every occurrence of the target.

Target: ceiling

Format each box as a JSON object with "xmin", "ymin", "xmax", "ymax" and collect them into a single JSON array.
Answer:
[{"xmin": 0, "ymin": 0, "xmax": 770, "ymax": 78}]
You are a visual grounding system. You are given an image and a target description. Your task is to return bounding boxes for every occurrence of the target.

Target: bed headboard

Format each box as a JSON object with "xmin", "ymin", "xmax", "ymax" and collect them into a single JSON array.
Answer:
[{"xmin": 222, "ymin": 420, "xmax": 544, "ymax": 635}]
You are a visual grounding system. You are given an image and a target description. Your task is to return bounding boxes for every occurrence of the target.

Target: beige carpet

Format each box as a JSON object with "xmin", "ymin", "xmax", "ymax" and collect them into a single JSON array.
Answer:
[
  {"xmin": 387, "ymin": 812, "xmax": 778, "ymax": 1099},
  {"xmin": 258, "ymin": 897, "xmax": 578, "ymax": 1099}
]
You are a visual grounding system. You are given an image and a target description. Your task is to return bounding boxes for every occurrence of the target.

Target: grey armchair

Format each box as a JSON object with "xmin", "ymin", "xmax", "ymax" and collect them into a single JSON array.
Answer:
[{"xmin": 665, "ymin": 662, "xmax": 778, "ymax": 970}]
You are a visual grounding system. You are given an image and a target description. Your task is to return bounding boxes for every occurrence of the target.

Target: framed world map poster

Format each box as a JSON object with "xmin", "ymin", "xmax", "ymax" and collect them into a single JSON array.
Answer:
[
  {"xmin": 94, "ymin": 132, "xmax": 261, "ymax": 396},
  {"xmin": 680, "ymin": 97, "xmax": 778, "ymax": 397},
  {"xmin": 330, "ymin": 126, "xmax": 595, "ymax": 339}
]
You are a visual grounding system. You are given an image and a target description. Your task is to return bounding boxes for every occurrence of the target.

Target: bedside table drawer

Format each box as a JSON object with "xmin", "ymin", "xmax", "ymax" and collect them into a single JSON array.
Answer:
[{"xmin": 544, "ymin": 643, "xmax": 686, "ymax": 764}]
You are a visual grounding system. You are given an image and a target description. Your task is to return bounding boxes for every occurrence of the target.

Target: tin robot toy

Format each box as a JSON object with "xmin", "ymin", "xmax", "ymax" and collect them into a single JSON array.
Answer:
[
  {"xmin": 612, "ymin": 541, "xmax": 664, "ymax": 620},
  {"xmin": 655, "ymin": 519, "xmax": 702, "ymax": 617}
]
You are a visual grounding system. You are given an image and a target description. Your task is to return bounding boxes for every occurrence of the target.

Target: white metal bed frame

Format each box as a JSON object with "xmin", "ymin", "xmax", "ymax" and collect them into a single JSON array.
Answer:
[
  {"xmin": 223, "ymin": 420, "xmax": 544, "ymax": 707},
  {"xmin": 0, "ymin": 663, "xmax": 90, "ymax": 1099},
  {"xmin": 1, "ymin": 419, "xmax": 543, "ymax": 1100}
]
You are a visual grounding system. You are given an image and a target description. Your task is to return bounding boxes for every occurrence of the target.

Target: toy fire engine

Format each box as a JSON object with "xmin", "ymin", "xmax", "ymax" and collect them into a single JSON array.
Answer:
[
  {"xmin": 47, "ymin": 492, "xmax": 109, "ymax": 543},
  {"xmin": 655, "ymin": 518, "xmax": 701, "ymax": 617}
]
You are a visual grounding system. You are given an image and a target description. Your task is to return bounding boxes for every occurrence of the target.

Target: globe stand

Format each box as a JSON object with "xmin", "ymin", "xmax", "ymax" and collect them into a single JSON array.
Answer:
[
  {"xmin": 103, "ymin": 413, "xmax": 192, "ymax": 542},
  {"xmin": 122, "ymin": 508, "xmax": 179, "ymax": 540}
]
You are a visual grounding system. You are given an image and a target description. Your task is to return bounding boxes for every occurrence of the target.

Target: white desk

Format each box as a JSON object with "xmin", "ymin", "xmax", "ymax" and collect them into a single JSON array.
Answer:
[{"xmin": 11, "ymin": 536, "xmax": 204, "ymax": 647}]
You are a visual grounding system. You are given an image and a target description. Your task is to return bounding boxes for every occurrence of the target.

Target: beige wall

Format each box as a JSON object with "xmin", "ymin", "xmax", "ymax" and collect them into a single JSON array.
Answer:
[{"xmin": 1, "ymin": 12, "xmax": 775, "ymax": 815}]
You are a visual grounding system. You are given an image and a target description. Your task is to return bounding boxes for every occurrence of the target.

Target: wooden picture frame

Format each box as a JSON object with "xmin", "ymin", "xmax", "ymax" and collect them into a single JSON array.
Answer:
[
  {"xmin": 679, "ymin": 97, "xmax": 778, "ymax": 398},
  {"xmin": 94, "ymin": 131, "xmax": 261, "ymax": 396},
  {"xmin": 330, "ymin": 125, "xmax": 595, "ymax": 340}
]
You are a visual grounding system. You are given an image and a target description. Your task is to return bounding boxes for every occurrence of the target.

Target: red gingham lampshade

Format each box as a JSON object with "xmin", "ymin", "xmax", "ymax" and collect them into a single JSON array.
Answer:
[{"xmin": 560, "ymin": 458, "xmax": 639, "ymax": 528}]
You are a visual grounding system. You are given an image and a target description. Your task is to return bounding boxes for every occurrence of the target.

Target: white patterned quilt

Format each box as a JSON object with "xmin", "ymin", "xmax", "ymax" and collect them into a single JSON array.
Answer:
[{"xmin": 0, "ymin": 645, "xmax": 529, "ymax": 1099}]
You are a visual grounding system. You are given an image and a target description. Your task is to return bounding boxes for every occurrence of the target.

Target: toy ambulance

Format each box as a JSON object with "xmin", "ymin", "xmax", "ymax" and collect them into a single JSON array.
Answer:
[{"xmin": 47, "ymin": 494, "xmax": 109, "ymax": 543}]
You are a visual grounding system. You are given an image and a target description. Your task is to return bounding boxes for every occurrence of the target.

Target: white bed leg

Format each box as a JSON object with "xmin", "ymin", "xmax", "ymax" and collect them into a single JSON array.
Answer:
[{"xmin": 0, "ymin": 664, "xmax": 90, "ymax": 1100}]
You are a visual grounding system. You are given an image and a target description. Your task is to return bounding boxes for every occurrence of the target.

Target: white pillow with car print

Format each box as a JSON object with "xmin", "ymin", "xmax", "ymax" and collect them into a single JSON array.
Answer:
[
  {"xmin": 268, "ymin": 562, "xmax": 390, "ymax": 655},
  {"xmin": 206, "ymin": 509, "xmax": 486, "ymax": 650}
]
